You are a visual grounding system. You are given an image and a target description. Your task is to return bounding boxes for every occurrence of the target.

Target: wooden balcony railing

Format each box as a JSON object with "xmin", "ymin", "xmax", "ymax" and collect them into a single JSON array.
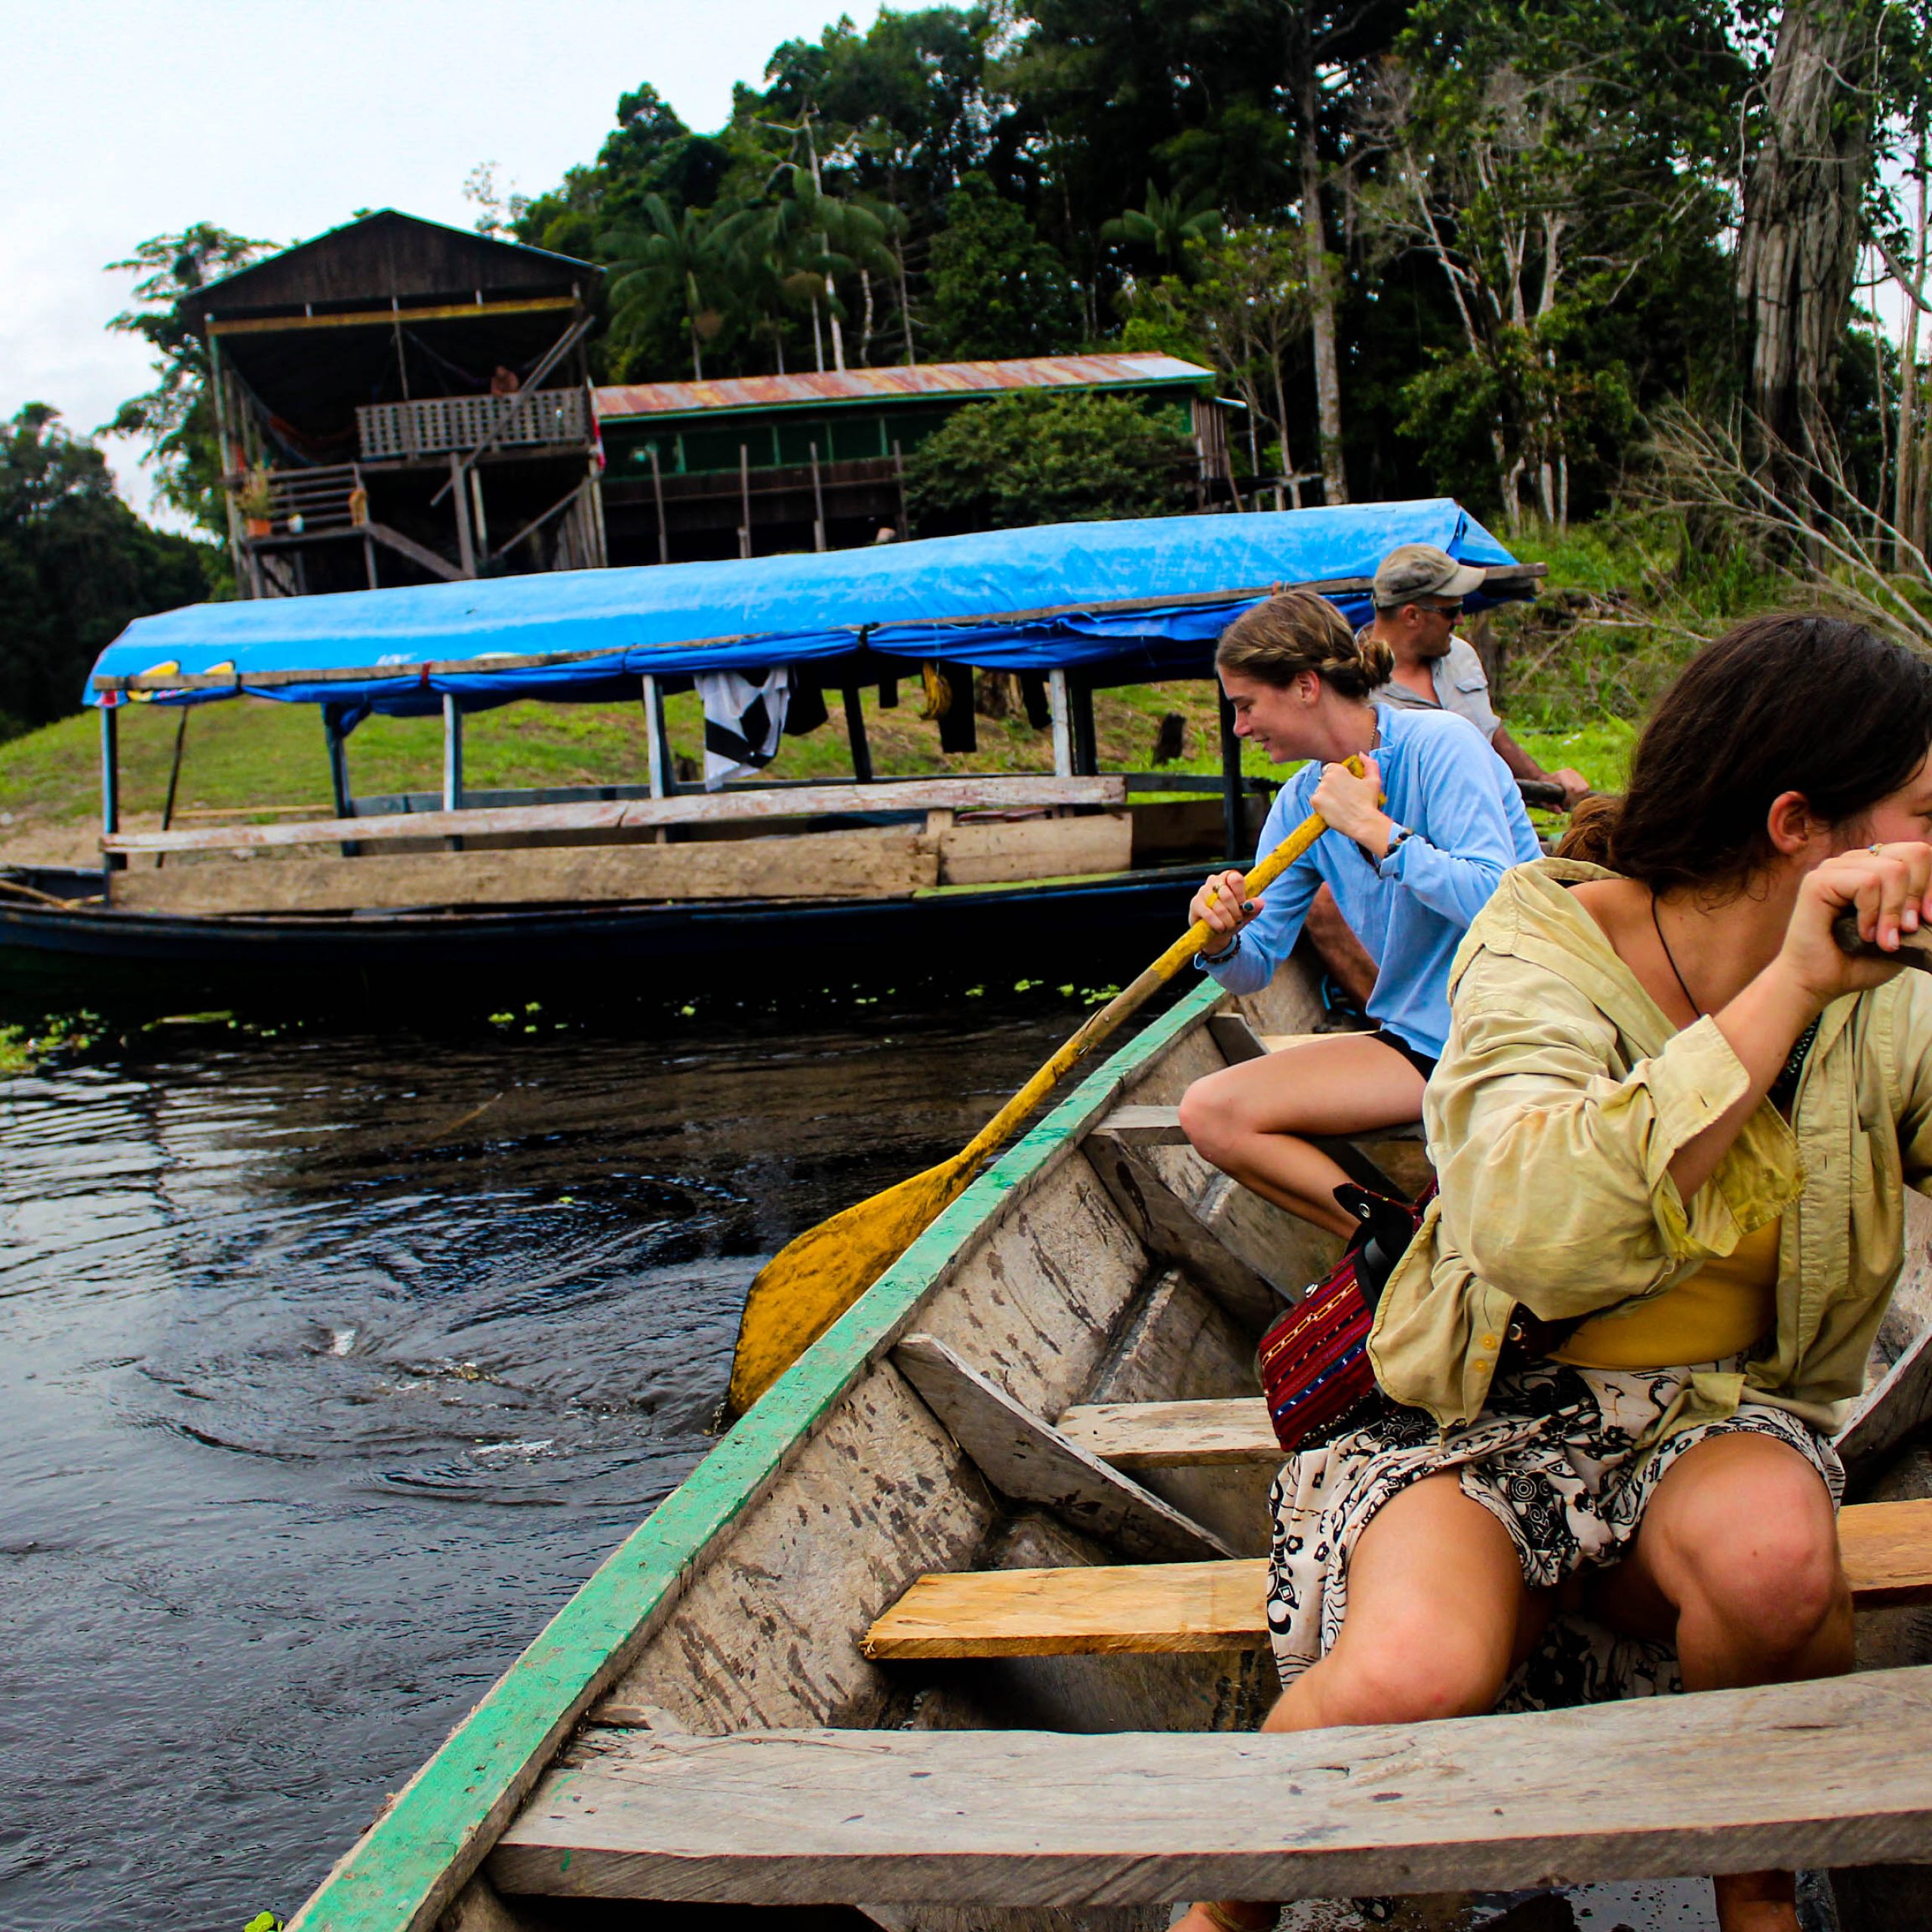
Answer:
[{"xmin": 356, "ymin": 387, "xmax": 589, "ymax": 462}]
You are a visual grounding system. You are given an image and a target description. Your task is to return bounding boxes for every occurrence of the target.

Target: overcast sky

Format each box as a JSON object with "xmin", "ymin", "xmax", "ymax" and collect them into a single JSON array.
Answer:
[{"xmin": 0, "ymin": 0, "xmax": 882, "ymax": 526}]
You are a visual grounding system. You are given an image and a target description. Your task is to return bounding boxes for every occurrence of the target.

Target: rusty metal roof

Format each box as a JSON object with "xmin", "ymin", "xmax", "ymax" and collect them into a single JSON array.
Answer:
[{"xmin": 592, "ymin": 353, "xmax": 1211, "ymax": 421}]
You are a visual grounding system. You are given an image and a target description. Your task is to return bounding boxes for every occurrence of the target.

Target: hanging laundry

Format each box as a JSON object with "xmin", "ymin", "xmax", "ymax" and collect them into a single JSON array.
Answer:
[{"xmin": 697, "ymin": 669, "xmax": 792, "ymax": 789}]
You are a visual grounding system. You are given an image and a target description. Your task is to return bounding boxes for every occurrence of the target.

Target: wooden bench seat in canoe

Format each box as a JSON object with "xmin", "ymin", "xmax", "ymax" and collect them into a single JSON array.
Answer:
[
  {"xmin": 491, "ymin": 1664, "xmax": 1932, "ymax": 1908},
  {"xmin": 861, "ymin": 1497, "xmax": 1932, "ymax": 1660}
]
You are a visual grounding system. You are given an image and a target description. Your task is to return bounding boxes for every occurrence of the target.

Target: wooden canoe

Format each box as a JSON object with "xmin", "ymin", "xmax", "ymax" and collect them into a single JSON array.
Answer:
[{"xmin": 282, "ymin": 952, "xmax": 1932, "ymax": 1932}]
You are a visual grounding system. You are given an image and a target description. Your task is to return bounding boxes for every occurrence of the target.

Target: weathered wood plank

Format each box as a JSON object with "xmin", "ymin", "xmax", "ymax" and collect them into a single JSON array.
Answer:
[
  {"xmin": 1838, "ymin": 1325, "xmax": 1932, "ymax": 1486},
  {"xmin": 109, "ymin": 829, "xmax": 940, "ymax": 915},
  {"xmin": 1055, "ymin": 1398, "xmax": 1277, "ymax": 1469},
  {"xmin": 937, "ymin": 811, "xmax": 1132, "ymax": 887},
  {"xmin": 1083, "ymin": 1133, "xmax": 1284, "ymax": 1330},
  {"xmin": 865, "ymin": 1497, "xmax": 1932, "ymax": 1659},
  {"xmin": 1093, "ymin": 1105, "xmax": 1190, "ymax": 1149},
  {"xmin": 487, "ymin": 1666, "xmax": 1932, "ymax": 1907},
  {"xmin": 891, "ymin": 1334, "xmax": 1234, "ymax": 1563},
  {"xmin": 104, "ymin": 774, "xmax": 1128, "ymax": 855},
  {"xmin": 866, "ymin": 1558, "xmax": 1266, "ymax": 1660}
]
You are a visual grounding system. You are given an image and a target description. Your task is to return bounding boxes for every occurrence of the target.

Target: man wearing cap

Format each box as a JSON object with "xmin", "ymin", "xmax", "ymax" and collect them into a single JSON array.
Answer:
[{"xmin": 1362, "ymin": 542, "xmax": 1589, "ymax": 808}]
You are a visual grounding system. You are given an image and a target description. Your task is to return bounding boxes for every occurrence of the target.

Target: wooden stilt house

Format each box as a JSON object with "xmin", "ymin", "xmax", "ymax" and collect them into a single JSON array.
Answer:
[{"xmin": 180, "ymin": 211, "xmax": 606, "ymax": 598}]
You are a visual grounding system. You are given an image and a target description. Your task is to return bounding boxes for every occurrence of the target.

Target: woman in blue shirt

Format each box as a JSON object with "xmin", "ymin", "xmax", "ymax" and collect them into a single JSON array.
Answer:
[{"xmin": 1178, "ymin": 590, "xmax": 1540, "ymax": 1234}]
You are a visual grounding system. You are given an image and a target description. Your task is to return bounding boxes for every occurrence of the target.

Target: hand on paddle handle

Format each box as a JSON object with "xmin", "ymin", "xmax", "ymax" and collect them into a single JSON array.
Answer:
[
  {"xmin": 1782, "ymin": 841, "xmax": 1932, "ymax": 1006},
  {"xmin": 1309, "ymin": 757, "xmax": 1395, "ymax": 856},
  {"xmin": 1190, "ymin": 869, "xmax": 1260, "ymax": 940}
]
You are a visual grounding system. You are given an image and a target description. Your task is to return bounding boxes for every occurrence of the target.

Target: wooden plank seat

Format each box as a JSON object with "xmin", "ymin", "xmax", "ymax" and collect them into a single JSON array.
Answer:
[
  {"xmin": 862, "ymin": 1498, "xmax": 1932, "ymax": 1660},
  {"xmin": 102, "ymin": 772, "xmax": 1128, "ymax": 857},
  {"xmin": 1057, "ymin": 1395, "xmax": 1278, "ymax": 1468},
  {"xmin": 490, "ymin": 1666, "xmax": 1932, "ymax": 1906}
]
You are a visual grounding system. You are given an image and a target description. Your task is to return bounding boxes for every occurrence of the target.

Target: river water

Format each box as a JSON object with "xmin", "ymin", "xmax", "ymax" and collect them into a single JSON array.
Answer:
[{"xmin": 0, "ymin": 986, "xmax": 1091, "ymax": 1932}]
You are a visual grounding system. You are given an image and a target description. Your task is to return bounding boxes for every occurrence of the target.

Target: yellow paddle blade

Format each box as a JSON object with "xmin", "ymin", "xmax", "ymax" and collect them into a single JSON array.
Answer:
[{"xmin": 727, "ymin": 1149, "xmax": 977, "ymax": 1414}]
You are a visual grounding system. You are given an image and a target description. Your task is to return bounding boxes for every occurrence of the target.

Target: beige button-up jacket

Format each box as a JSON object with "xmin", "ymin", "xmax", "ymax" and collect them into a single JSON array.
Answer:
[{"xmin": 1367, "ymin": 858, "xmax": 1932, "ymax": 1436}]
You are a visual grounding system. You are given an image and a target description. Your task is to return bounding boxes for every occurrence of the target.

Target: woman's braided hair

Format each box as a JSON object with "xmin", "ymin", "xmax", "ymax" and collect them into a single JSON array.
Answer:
[{"xmin": 1214, "ymin": 590, "xmax": 1394, "ymax": 700}]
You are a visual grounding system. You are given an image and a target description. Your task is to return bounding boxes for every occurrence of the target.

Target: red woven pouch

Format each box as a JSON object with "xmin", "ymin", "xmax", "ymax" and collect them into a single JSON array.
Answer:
[{"xmin": 1257, "ymin": 1181, "xmax": 1434, "ymax": 1454}]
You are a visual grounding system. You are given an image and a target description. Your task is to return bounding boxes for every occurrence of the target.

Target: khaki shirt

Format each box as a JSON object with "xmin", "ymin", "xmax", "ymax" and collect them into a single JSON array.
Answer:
[{"xmin": 1367, "ymin": 858, "xmax": 1932, "ymax": 1436}]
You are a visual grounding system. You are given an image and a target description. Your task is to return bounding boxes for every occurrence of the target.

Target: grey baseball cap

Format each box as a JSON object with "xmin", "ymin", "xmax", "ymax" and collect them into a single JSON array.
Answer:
[{"xmin": 1373, "ymin": 542, "xmax": 1487, "ymax": 608}]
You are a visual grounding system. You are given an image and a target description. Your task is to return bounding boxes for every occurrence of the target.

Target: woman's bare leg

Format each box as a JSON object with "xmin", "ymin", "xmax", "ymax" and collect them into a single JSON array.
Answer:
[
  {"xmin": 1179, "ymin": 1034, "xmax": 1427, "ymax": 1236},
  {"xmin": 1591, "ymin": 1432, "xmax": 1850, "ymax": 1932},
  {"xmin": 1172, "ymin": 1475, "xmax": 1540, "ymax": 1932}
]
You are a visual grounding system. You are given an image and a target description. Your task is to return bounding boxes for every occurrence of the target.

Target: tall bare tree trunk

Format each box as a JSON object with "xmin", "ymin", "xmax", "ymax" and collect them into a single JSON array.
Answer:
[
  {"xmin": 1735, "ymin": 0, "xmax": 1875, "ymax": 470},
  {"xmin": 1895, "ymin": 140, "xmax": 1927, "ymax": 563},
  {"xmin": 1294, "ymin": 32, "xmax": 1349, "ymax": 504}
]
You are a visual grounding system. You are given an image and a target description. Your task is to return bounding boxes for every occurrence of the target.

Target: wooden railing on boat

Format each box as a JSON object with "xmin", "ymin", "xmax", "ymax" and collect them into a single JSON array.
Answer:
[
  {"xmin": 97, "ymin": 774, "xmax": 1158, "ymax": 915},
  {"xmin": 100, "ymin": 773, "xmax": 1128, "ymax": 856}
]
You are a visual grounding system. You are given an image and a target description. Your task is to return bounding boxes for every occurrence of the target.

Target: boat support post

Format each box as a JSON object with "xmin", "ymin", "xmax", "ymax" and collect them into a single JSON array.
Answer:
[
  {"xmin": 100, "ymin": 700, "xmax": 122, "ymax": 887},
  {"xmin": 641, "ymin": 675, "xmax": 674, "ymax": 800},
  {"xmin": 1218, "ymin": 688, "xmax": 1244, "ymax": 860},
  {"xmin": 843, "ymin": 686, "xmax": 873, "ymax": 783},
  {"xmin": 442, "ymin": 693, "xmax": 465, "ymax": 851},
  {"xmin": 323, "ymin": 705, "xmax": 361, "ymax": 857},
  {"xmin": 1048, "ymin": 670, "xmax": 1074, "ymax": 777}
]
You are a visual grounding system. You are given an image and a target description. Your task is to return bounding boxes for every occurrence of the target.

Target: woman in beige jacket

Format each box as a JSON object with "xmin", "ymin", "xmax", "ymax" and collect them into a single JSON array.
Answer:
[{"xmin": 1179, "ymin": 614, "xmax": 1932, "ymax": 1932}]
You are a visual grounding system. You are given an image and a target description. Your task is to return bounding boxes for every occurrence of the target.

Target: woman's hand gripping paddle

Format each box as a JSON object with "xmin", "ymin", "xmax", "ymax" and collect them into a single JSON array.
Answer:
[{"xmin": 724, "ymin": 768, "xmax": 1361, "ymax": 1416}]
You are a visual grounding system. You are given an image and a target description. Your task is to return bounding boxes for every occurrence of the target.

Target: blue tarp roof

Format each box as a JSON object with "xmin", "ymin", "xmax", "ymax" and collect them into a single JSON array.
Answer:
[{"xmin": 87, "ymin": 500, "xmax": 1524, "ymax": 718}]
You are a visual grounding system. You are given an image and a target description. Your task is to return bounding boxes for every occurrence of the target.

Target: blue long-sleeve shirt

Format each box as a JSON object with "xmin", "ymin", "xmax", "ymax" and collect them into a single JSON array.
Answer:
[{"xmin": 1202, "ymin": 703, "xmax": 1541, "ymax": 1058}]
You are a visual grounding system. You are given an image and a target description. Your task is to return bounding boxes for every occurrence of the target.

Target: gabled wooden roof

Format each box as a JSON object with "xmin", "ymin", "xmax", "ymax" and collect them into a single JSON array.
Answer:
[{"xmin": 180, "ymin": 209, "xmax": 596, "ymax": 331}]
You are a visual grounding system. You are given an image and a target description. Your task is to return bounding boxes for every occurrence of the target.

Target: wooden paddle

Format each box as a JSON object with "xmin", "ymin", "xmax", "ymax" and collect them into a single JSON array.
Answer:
[{"xmin": 726, "ymin": 777, "xmax": 1355, "ymax": 1415}]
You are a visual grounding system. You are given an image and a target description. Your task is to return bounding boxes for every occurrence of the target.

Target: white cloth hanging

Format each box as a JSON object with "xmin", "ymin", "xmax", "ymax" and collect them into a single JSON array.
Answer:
[{"xmin": 695, "ymin": 669, "xmax": 792, "ymax": 791}]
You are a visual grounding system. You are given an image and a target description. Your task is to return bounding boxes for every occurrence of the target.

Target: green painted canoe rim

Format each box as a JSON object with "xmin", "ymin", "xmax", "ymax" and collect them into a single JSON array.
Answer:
[{"xmin": 288, "ymin": 974, "xmax": 1224, "ymax": 1932}]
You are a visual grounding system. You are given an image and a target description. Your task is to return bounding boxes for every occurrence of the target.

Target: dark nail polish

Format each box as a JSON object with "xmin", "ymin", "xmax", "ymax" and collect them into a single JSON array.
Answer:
[{"xmin": 1241, "ymin": 901, "xmax": 1255, "ymax": 915}]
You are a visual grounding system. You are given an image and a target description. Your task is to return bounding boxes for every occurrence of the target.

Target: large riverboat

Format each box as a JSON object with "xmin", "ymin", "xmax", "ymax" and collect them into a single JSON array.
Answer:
[
  {"xmin": 278, "ymin": 937, "xmax": 1932, "ymax": 1932},
  {"xmin": 8, "ymin": 501, "xmax": 1537, "ymax": 990}
]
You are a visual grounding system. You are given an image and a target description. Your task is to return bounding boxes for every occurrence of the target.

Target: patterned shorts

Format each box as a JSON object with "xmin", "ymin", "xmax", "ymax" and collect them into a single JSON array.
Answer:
[{"xmin": 1265, "ymin": 1355, "xmax": 1843, "ymax": 1709}]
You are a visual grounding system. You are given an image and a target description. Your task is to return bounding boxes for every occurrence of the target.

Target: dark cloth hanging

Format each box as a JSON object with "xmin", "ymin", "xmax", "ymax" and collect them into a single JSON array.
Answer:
[
  {"xmin": 878, "ymin": 678, "xmax": 900, "ymax": 709},
  {"xmin": 1019, "ymin": 672, "xmax": 1052, "ymax": 731},
  {"xmin": 785, "ymin": 673, "xmax": 829, "ymax": 736},
  {"xmin": 934, "ymin": 660, "xmax": 977, "ymax": 755}
]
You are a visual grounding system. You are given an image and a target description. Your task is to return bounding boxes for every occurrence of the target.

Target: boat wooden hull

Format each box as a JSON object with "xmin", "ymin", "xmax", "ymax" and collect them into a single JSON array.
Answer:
[
  {"xmin": 0, "ymin": 866, "xmax": 1199, "ymax": 992},
  {"xmin": 281, "ymin": 952, "xmax": 1932, "ymax": 1932}
]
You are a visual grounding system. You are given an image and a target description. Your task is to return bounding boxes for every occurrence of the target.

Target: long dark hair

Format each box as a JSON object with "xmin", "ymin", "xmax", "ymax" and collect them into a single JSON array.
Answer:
[{"xmin": 1604, "ymin": 614, "xmax": 1932, "ymax": 890}]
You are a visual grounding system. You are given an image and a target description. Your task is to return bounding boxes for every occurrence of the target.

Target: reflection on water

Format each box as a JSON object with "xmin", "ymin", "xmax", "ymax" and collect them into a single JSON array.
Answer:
[{"xmin": 0, "ymin": 993, "xmax": 1083, "ymax": 1932}]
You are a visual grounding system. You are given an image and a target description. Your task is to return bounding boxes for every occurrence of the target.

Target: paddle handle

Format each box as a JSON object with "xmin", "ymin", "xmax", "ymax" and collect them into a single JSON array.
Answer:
[
  {"xmin": 953, "ymin": 801, "xmax": 1337, "ymax": 1171},
  {"xmin": 1832, "ymin": 911, "xmax": 1932, "ymax": 972}
]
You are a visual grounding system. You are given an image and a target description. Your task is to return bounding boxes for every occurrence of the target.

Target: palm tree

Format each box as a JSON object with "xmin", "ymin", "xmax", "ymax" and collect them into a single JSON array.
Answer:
[
  {"xmin": 601, "ymin": 195, "xmax": 735, "ymax": 380},
  {"xmin": 1103, "ymin": 182, "xmax": 1224, "ymax": 274}
]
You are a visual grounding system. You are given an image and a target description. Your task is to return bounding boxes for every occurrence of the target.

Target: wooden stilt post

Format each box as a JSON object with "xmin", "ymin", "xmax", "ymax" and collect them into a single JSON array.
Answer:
[
  {"xmin": 100, "ymin": 701, "xmax": 122, "ymax": 888},
  {"xmin": 1048, "ymin": 670, "xmax": 1074, "ymax": 778},
  {"xmin": 842, "ymin": 685, "xmax": 873, "ymax": 783},
  {"xmin": 738, "ymin": 445, "xmax": 752, "ymax": 558},
  {"xmin": 469, "ymin": 470, "xmax": 490, "ymax": 558},
  {"xmin": 893, "ymin": 438, "xmax": 909, "ymax": 539},
  {"xmin": 451, "ymin": 452, "xmax": 477, "ymax": 577},
  {"xmin": 648, "ymin": 445, "xmax": 669, "ymax": 565},
  {"xmin": 1218, "ymin": 688, "xmax": 1244, "ymax": 860},
  {"xmin": 810, "ymin": 441, "xmax": 827, "ymax": 552}
]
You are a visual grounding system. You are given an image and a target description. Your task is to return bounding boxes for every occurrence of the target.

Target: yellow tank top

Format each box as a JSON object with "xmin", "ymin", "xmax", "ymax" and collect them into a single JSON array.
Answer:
[{"xmin": 1553, "ymin": 1217, "xmax": 1782, "ymax": 1371}]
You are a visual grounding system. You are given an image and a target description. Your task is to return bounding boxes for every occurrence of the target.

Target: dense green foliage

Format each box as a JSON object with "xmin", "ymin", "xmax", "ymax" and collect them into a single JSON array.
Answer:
[
  {"xmin": 904, "ymin": 391, "xmax": 1194, "ymax": 530},
  {"xmin": 0, "ymin": 406, "xmax": 211, "ymax": 732}
]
